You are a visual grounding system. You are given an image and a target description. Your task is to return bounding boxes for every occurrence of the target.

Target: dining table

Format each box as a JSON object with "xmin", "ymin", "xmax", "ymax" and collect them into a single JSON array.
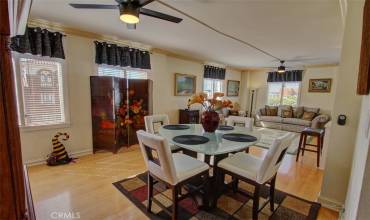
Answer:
[{"xmin": 159, "ymin": 123, "xmax": 261, "ymax": 207}]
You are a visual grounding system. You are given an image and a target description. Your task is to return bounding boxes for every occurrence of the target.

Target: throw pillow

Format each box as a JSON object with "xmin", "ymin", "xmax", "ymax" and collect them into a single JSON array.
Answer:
[
  {"xmin": 282, "ymin": 109, "xmax": 293, "ymax": 118},
  {"xmin": 278, "ymin": 105, "xmax": 292, "ymax": 117},
  {"xmin": 302, "ymin": 111, "xmax": 316, "ymax": 121},
  {"xmin": 293, "ymin": 106, "xmax": 304, "ymax": 118},
  {"xmin": 265, "ymin": 105, "xmax": 278, "ymax": 116}
]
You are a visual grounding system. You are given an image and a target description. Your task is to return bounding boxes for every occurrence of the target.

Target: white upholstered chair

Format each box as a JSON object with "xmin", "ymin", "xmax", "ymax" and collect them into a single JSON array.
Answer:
[
  {"xmin": 216, "ymin": 133, "xmax": 295, "ymax": 220},
  {"xmin": 226, "ymin": 116, "xmax": 254, "ymax": 131},
  {"xmin": 136, "ymin": 130, "xmax": 209, "ymax": 220},
  {"xmin": 144, "ymin": 114, "xmax": 181, "ymax": 152},
  {"xmin": 226, "ymin": 116, "xmax": 254, "ymax": 153}
]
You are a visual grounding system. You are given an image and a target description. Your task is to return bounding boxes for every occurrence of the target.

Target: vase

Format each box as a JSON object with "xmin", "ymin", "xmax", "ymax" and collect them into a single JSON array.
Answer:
[{"xmin": 201, "ymin": 110, "xmax": 220, "ymax": 132}]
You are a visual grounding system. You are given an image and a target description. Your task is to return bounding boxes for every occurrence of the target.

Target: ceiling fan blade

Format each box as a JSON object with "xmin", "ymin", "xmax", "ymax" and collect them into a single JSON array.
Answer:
[
  {"xmin": 138, "ymin": 0, "xmax": 155, "ymax": 7},
  {"xmin": 69, "ymin": 4, "xmax": 118, "ymax": 9},
  {"xmin": 139, "ymin": 8, "xmax": 182, "ymax": 23}
]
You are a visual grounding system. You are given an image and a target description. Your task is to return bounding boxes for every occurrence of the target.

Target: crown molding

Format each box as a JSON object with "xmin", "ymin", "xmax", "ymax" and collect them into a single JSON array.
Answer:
[
  {"xmin": 28, "ymin": 18, "xmax": 245, "ymax": 72},
  {"xmin": 28, "ymin": 18, "xmax": 152, "ymax": 50},
  {"xmin": 303, "ymin": 63, "xmax": 339, "ymax": 68},
  {"xmin": 27, "ymin": 18, "xmax": 338, "ymax": 73}
]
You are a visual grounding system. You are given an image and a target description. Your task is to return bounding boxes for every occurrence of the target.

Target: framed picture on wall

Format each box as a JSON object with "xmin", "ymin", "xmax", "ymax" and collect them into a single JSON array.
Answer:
[
  {"xmin": 227, "ymin": 80, "xmax": 240, "ymax": 96},
  {"xmin": 174, "ymin": 73, "xmax": 196, "ymax": 96},
  {"xmin": 309, "ymin": 78, "xmax": 332, "ymax": 93}
]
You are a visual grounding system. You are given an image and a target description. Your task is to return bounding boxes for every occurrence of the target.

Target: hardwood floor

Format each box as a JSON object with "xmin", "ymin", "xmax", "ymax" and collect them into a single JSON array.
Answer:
[{"xmin": 28, "ymin": 145, "xmax": 338, "ymax": 220}]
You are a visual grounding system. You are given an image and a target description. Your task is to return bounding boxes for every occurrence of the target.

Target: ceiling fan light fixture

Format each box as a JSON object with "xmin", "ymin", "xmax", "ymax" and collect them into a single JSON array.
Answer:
[
  {"xmin": 277, "ymin": 61, "xmax": 286, "ymax": 73},
  {"xmin": 119, "ymin": 3, "xmax": 140, "ymax": 24},
  {"xmin": 277, "ymin": 66, "xmax": 285, "ymax": 73}
]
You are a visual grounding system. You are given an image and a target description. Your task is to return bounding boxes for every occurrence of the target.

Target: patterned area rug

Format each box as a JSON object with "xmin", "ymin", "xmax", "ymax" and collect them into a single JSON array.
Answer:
[{"xmin": 113, "ymin": 172, "xmax": 321, "ymax": 220}]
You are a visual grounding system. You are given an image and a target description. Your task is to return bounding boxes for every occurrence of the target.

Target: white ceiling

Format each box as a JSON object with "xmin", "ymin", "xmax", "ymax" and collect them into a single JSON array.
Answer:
[{"xmin": 30, "ymin": 0, "xmax": 344, "ymax": 69}]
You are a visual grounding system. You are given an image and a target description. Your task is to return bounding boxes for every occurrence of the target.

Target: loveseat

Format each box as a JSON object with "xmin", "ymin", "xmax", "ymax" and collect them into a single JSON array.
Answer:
[{"xmin": 254, "ymin": 105, "xmax": 330, "ymax": 132}]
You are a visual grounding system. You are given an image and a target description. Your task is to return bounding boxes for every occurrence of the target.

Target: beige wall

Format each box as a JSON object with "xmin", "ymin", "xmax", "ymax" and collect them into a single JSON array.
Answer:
[
  {"xmin": 319, "ymin": 0, "xmax": 364, "ymax": 210},
  {"xmin": 20, "ymin": 35, "xmax": 242, "ymax": 163},
  {"xmin": 245, "ymin": 66, "xmax": 338, "ymax": 116}
]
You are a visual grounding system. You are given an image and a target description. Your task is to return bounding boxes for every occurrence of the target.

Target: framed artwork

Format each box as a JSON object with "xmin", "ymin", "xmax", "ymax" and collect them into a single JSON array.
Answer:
[
  {"xmin": 227, "ymin": 80, "xmax": 240, "ymax": 96},
  {"xmin": 174, "ymin": 73, "xmax": 196, "ymax": 96},
  {"xmin": 309, "ymin": 78, "xmax": 332, "ymax": 93}
]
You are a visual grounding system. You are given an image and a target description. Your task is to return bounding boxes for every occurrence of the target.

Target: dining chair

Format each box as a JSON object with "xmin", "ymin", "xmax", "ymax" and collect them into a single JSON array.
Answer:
[
  {"xmin": 136, "ymin": 130, "xmax": 210, "ymax": 220},
  {"xmin": 226, "ymin": 116, "xmax": 254, "ymax": 153},
  {"xmin": 226, "ymin": 116, "xmax": 254, "ymax": 131},
  {"xmin": 144, "ymin": 114, "xmax": 181, "ymax": 152},
  {"xmin": 215, "ymin": 133, "xmax": 295, "ymax": 220}
]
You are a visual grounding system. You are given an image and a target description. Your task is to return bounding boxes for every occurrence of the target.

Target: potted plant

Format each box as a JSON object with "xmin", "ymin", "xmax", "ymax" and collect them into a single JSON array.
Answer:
[{"xmin": 188, "ymin": 92, "xmax": 233, "ymax": 132}]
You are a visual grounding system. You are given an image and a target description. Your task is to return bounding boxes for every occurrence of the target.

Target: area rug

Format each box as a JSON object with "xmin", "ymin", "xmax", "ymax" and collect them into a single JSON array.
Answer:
[{"xmin": 113, "ymin": 172, "xmax": 321, "ymax": 220}]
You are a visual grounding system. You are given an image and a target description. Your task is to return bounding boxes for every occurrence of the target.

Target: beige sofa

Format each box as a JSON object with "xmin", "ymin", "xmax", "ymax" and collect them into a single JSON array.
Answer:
[{"xmin": 254, "ymin": 106, "xmax": 330, "ymax": 132}]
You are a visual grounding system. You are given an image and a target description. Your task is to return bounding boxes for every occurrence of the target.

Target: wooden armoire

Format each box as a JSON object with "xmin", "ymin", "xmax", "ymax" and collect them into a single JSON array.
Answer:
[{"xmin": 90, "ymin": 76, "xmax": 152, "ymax": 153}]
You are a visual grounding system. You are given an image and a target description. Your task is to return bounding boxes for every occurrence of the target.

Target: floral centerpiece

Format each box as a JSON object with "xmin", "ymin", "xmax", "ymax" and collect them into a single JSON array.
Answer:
[{"xmin": 188, "ymin": 92, "xmax": 233, "ymax": 132}]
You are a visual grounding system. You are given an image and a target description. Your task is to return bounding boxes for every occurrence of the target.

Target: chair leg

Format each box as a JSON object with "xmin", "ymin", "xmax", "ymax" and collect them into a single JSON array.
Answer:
[
  {"xmin": 202, "ymin": 173, "xmax": 209, "ymax": 208},
  {"xmin": 147, "ymin": 173, "xmax": 154, "ymax": 213},
  {"xmin": 212, "ymin": 168, "xmax": 225, "ymax": 208},
  {"xmin": 296, "ymin": 134, "xmax": 303, "ymax": 161},
  {"xmin": 232, "ymin": 177, "xmax": 239, "ymax": 193},
  {"xmin": 302, "ymin": 134, "xmax": 307, "ymax": 156},
  {"xmin": 269, "ymin": 176, "xmax": 276, "ymax": 212},
  {"xmin": 172, "ymin": 185, "xmax": 179, "ymax": 220},
  {"xmin": 253, "ymin": 184, "xmax": 261, "ymax": 220},
  {"xmin": 245, "ymin": 147, "xmax": 250, "ymax": 153},
  {"xmin": 317, "ymin": 135, "xmax": 321, "ymax": 167}
]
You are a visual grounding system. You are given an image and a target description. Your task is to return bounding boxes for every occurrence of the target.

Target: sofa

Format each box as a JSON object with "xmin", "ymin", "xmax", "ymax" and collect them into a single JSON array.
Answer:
[{"xmin": 254, "ymin": 105, "xmax": 330, "ymax": 132}]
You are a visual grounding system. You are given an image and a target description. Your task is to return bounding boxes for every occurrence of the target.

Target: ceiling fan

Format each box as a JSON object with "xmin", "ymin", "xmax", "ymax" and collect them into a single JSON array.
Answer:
[
  {"xmin": 69, "ymin": 0, "xmax": 183, "ymax": 29},
  {"xmin": 263, "ymin": 60, "xmax": 302, "ymax": 73}
]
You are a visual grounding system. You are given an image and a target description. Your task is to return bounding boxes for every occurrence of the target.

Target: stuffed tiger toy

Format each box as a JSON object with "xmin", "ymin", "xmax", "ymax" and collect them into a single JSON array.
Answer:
[{"xmin": 47, "ymin": 132, "xmax": 73, "ymax": 166}]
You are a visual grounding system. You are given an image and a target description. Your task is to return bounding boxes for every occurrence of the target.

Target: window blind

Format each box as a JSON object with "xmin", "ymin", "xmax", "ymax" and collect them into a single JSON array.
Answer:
[
  {"xmin": 19, "ymin": 58, "xmax": 66, "ymax": 126},
  {"xmin": 98, "ymin": 66, "xmax": 125, "ymax": 78},
  {"xmin": 126, "ymin": 70, "xmax": 147, "ymax": 79},
  {"xmin": 98, "ymin": 66, "xmax": 147, "ymax": 79}
]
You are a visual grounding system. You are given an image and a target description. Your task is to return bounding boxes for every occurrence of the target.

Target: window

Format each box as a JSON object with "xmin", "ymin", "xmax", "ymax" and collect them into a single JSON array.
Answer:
[
  {"xmin": 98, "ymin": 65, "xmax": 147, "ymax": 79},
  {"xmin": 267, "ymin": 82, "xmax": 300, "ymax": 106},
  {"xmin": 13, "ymin": 55, "xmax": 67, "ymax": 127},
  {"xmin": 203, "ymin": 78, "xmax": 224, "ymax": 98}
]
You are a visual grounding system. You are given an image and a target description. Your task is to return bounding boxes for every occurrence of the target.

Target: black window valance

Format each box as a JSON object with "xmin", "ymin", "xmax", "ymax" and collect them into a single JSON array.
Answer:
[
  {"xmin": 267, "ymin": 70, "xmax": 303, "ymax": 82},
  {"xmin": 94, "ymin": 41, "xmax": 151, "ymax": 70},
  {"xmin": 204, "ymin": 65, "xmax": 226, "ymax": 80},
  {"xmin": 11, "ymin": 26, "xmax": 65, "ymax": 59}
]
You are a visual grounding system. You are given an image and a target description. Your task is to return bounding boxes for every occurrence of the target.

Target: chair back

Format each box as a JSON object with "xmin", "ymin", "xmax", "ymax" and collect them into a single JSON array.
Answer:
[
  {"xmin": 136, "ymin": 130, "xmax": 178, "ymax": 185},
  {"xmin": 226, "ymin": 116, "xmax": 254, "ymax": 131},
  {"xmin": 144, "ymin": 114, "xmax": 170, "ymax": 134},
  {"xmin": 257, "ymin": 133, "xmax": 295, "ymax": 183}
]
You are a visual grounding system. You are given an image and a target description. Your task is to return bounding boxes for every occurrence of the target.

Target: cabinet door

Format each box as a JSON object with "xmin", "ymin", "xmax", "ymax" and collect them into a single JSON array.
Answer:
[
  {"xmin": 127, "ymin": 79, "xmax": 149, "ymax": 145},
  {"xmin": 90, "ymin": 76, "xmax": 116, "ymax": 151}
]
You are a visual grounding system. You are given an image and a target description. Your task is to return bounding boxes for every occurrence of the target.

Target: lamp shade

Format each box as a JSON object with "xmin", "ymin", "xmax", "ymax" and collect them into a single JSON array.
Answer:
[{"xmin": 119, "ymin": 3, "xmax": 140, "ymax": 24}]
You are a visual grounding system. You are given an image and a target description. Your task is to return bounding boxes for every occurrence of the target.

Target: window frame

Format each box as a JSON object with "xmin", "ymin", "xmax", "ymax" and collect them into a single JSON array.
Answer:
[
  {"xmin": 12, "ymin": 52, "xmax": 71, "ymax": 131},
  {"xmin": 202, "ymin": 78, "xmax": 225, "ymax": 98},
  {"xmin": 96, "ymin": 64, "xmax": 150, "ymax": 80},
  {"xmin": 266, "ymin": 81, "xmax": 302, "ymax": 106}
]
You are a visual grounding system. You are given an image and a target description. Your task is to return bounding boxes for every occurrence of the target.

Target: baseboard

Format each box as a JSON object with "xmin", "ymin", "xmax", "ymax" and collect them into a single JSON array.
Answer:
[
  {"xmin": 25, "ymin": 148, "xmax": 93, "ymax": 166},
  {"xmin": 318, "ymin": 195, "xmax": 344, "ymax": 213}
]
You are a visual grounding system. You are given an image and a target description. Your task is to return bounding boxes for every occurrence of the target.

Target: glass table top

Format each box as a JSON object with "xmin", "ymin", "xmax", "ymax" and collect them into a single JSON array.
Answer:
[{"xmin": 159, "ymin": 124, "xmax": 261, "ymax": 155}]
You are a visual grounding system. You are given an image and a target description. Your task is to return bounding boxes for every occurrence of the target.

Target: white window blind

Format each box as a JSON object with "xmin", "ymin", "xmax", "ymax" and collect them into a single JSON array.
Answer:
[
  {"xmin": 203, "ymin": 78, "xmax": 224, "ymax": 98},
  {"xmin": 98, "ymin": 66, "xmax": 125, "ymax": 78},
  {"xmin": 17, "ymin": 57, "xmax": 66, "ymax": 127},
  {"xmin": 126, "ymin": 70, "xmax": 148, "ymax": 79},
  {"xmin": 98, "ymin": 65, "xmax": 147, "ymax": 79}
]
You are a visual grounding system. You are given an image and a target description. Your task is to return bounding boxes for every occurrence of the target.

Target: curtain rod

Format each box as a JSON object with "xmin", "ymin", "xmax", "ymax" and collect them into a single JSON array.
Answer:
[{"xmin": 156, "ymin": 0, "xmax": 282, "ymax": 61}]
